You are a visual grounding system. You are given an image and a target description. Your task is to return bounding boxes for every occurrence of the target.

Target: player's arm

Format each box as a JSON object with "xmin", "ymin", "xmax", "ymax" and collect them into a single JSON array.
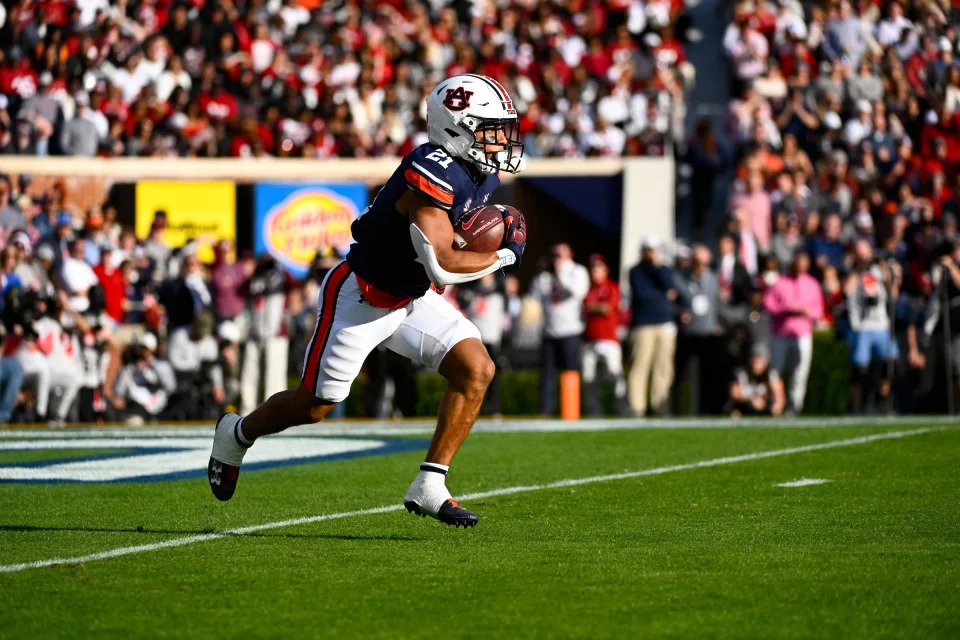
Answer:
[
  {"xmin": 403, "ymin": 192, "xmax": 498, "ymax": 273},
  {"xmin": 399, "ymin": 191, "xmax": 518, "ymax": 286}
]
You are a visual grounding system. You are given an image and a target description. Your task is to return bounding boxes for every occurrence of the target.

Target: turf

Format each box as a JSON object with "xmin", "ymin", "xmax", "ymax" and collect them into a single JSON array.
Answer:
[{"xmin": 0, "ymin": 422, "xmax": 957, "ymax": 639}]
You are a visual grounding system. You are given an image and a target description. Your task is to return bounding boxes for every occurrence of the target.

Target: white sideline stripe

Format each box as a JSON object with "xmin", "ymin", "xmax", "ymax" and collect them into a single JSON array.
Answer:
[
  {"xmin": 1, "ymin": 415, "xmax": 957, "ymax": 440},
  {"xmin": 774, "ymin": 478, "xmax": 832, "ymax": 487},
  {"xmin": 0, "ymin": 427, "xmax": 944, "ymax": 575}
]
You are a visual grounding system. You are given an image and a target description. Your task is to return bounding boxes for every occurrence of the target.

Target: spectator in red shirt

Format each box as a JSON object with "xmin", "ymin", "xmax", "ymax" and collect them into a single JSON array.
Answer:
[
  {"xmin": 197, "ymin": 76, "xmax": 238, "ymax": 122},
  {"xmin": 581, "ymin": 254, "xmax": 628, "ymax": 416},
  {"xmin": 93, "ymin": 245, "xmax": 125, "ymax": 324}
]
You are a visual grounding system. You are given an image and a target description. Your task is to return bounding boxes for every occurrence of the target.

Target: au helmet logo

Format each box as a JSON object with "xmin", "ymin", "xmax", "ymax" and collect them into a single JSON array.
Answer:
[{"xmin": 443, "ymin": 87, "xmax": 474, "ymax": 111}]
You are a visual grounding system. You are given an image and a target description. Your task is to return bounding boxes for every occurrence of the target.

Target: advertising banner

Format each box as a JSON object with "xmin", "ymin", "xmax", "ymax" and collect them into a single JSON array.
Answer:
[
  {"xmin": 254, "ymin": 183, "xmax": 366, "ymax": 278},
  {"xmin": 135, "ymin": 180, "xmax": 236, "ymax": 263}
]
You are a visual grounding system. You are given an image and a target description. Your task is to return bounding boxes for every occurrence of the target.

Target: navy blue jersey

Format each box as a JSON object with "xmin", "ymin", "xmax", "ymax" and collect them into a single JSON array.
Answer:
[{"xmin": 347, "ymin": 143, "xmax": 500, "ymax": 299}]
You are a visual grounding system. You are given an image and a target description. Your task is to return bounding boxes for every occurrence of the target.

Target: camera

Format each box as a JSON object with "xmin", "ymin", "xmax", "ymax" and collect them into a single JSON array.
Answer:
[{"xmin": 2, "ymin": 287, "xmax": 40, "ymax": 338}]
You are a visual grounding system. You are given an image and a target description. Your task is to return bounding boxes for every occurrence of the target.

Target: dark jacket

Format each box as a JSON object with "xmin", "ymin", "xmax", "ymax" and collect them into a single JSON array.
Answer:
[{"xmin": 628, "ymin": 262, "xmax": 675, "ymax": 326}]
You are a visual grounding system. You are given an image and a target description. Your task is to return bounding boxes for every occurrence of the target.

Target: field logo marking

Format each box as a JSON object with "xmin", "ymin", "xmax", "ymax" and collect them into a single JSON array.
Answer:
[
  {"xmin": 0, "ymin": 427, "xmax": 944, "ymax": 574},
  {"xmin": 774, "ymin": 478, "xmax": 832, "ymax": 487},
  {"xmin": 0, "ymin": 437, "xmax": 425, "ymax": 483}
]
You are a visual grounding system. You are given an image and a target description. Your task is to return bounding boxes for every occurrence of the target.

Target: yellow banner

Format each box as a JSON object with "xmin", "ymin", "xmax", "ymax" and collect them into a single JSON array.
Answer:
[{"xmin": 135, "ymin": 181, "xmax": 236, "ymax": 263}]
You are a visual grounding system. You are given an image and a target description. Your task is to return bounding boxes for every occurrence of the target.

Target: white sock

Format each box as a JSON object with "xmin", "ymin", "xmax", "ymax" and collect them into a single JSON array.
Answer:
[
  {"xmin": 404, "ymin": 463, "xmax": 452, "ymax": 516},
  {"xmin": 235, "ymin": 418, "xmax": 254, "ymax": 447}
]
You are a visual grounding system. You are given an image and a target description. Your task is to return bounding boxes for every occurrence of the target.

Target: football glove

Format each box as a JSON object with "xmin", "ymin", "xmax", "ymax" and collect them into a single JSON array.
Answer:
[{"xmin": 501, "ymin": 209, "xmax": 527, "ymax": 265}]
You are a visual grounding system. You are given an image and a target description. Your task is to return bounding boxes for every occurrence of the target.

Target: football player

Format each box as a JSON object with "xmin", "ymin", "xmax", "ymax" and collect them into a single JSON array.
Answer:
[{"xmin": 208, "ymin": 75, "xmax": 527, "ymax": 528}]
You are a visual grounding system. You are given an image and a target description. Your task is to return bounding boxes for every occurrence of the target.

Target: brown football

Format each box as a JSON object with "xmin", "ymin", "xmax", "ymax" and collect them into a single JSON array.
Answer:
[{"xmin": 452, "ymin": 205, "xmax": 512, "ymax": 253}]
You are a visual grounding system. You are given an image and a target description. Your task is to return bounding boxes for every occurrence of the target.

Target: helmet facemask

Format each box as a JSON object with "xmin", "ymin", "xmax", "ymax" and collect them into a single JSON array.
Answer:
[{"xmin": 461, "ymin": 117, "xmax": 525, "ymax": 175}]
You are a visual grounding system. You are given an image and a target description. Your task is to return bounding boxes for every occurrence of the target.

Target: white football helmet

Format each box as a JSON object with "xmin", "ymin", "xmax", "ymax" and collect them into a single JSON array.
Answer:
[{"xmin": 426, "ymin": 74, "xmax": 526, "ymax": 176}]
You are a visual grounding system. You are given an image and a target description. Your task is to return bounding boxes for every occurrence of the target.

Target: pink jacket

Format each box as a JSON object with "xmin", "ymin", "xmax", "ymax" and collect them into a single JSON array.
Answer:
[
  {"xmin": 731, "ymin": 191, "xmax": 772, "ymax": 251},
  {"xmin": 763, "ymin": 273, "xmax": 824, "ymax": 338}
]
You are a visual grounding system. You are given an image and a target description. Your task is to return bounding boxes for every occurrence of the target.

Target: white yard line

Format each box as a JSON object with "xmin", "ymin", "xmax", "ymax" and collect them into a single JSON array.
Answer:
[
  {"xmin": 0, "ymin": 415, "xmax": 957, "ymax": 439},
  {"xmin": 0, "ymin": 427, "xmax": 945, "ymax": 575},
  {"xmin": 774, "ymin": 478, "xmax": 833, "ymax": 487}
]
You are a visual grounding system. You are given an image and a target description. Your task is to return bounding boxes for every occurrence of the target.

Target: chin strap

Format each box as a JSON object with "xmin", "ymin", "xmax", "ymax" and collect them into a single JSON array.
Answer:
[{"xmin": 409, "ymin": 223, "xmax": 514, "ymax": 286}]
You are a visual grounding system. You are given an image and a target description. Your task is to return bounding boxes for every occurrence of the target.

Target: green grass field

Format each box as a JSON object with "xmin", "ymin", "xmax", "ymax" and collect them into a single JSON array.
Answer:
[{"xmin": 0, "ymin": 418, "xmax": 957, "ymax": 639}]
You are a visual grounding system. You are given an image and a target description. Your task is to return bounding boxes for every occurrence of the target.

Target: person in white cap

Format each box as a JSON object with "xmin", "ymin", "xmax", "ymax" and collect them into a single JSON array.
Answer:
[
  {"xmin": 626, "ymin": 236, "xmax": 678, "ymax": 416},
  {"xmin": 9, "ymin": 231, "xmax": 39, "ymax": 290},
  {"xmin": 112, "ymin": 332, "xmax": 177, "ymax": 423},
  {"xmin": 844, "ymin": 99, "xmax": 874, "ymax": 147}
]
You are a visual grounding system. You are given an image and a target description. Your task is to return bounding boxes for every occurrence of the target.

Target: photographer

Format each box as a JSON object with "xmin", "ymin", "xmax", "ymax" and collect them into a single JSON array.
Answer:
[
  {"xmin": 923, "ymin": 240, "xmax": 960, "ymax": 413},
  {"xmin": 167, "ymin": 311, "xmax": 224, "ymax": 420},
  {"xmin": 727, "ymin": 347, "xmax": 786, "ymax": 417},
  {"xmin": 112, "ymin": 333, "xmax": 177, "ymax": 424},
  {"xmin": 530, "ymin": 243, "xmax": 590, "ymax": 416},
  {"xmin": 0, "ymin": 285, "xmax": 27, "ymax": 422},
  {"xmin": 240, "ymin": 254, "xmax": 292, "ymax": 414},
  {"xmin": 846, "ymin": 239, "xmax": 899, "ymax": 413},
  {"xmin": 12, "ymin": 291, "xmax": 84, "ymax": 424}
]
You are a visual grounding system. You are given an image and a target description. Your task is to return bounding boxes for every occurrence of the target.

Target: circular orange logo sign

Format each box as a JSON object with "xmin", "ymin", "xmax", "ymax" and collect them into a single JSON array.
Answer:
[{"xmin": 263, "ymin": 190, "xmax": 357, "ymax": 274}]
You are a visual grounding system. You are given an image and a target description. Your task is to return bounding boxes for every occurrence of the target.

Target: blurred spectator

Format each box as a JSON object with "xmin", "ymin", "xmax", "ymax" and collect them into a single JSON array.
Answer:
[
  {"xmin": 730, "ymin": 172, "xmax": 773, "ymax": 254},
  {"xmin": 808, "ymin": 214, "xmax": 846, "ymax": 275},
  {"xmin": 626, "ymin": 237, "xmax": 677, "ymax": 416},
  {"xmin": 77, "ymin": 322, "xmax": 117, "ymax": 424},
  {"xmin": 846, "ymin": 239, "xmax": 898, "ymax": 413},
  {"xmin": 217, "ymin": 320, "xmax": 242, "ymax": 411},
  {"xmin": 763, "ymin": 251, "xmax": 823, "ymax": 415},
  {"xmin": 770, "ymin": 212, "xmax": 804, "ymax": 268},
  {"xmin": 823, "ymin": 1, "xmax": 867, "ymax": 65},
  {"xmin": 167, "ymin": 312, "xmax": 224, "ymax": 420},
  {"xmin": 10, "ymin": 231, "xmax": 41, "ymax": 292},
  {"xmin": 724, "ymin": 7, "xmax": 770, "ymax": 93},
  {"xmin": 686, "ymin": 118, "xmax": 729, "ymax": 237},
  {"xmin": 461, "ymin": 273, "xmax": 507, "ymax": 417},
  {"xmin": 93, "ymin": 246, "xmax": 124, "ymax": 324},
  {"xmin": 581, "ymin": 254, "xmax": 627, "ymax": 417},
  {"xmin": 726, "ymin": 347, "xmax": 785, "ymax": 417},
  {"xmin": 159, "ymin": 250, "xmax": 210, "ymax": 330},
  {"xmin": 61, "ymin": 238, "xmax": 99, "ymax": 313},
  {"xmin": 0, "ymin": 354, "xmax": 24, "ymax": 422},
  {"xmin": 22, "ymin": 295, "xmax": 83, "ymax": 424},
  {"xmin": 530, "ymin": 243, "xmax": 589, "ymax": 416},
  {"xmin": 240, "ymin": 255, "xmax": 290, "ymax": 415},
  {"xmin": 144, "ymin": 212, "xmax": 170, "ymax": 279},
  {"xmin": 925, "ymin": 242, "xmax": 960, "ymax": 412},
  {"xmin": 716, "ymin": 233, "xmax": 754, "ymax": 306},
  {"xmin": 112, "ymin": 332, "xmax": 176, "ymax": 424},
  {"xmin": 59, "ymin": 91, "xmax": 98, "ymax": 156},
  {"xmin": 674, "ymin": 244, "xmax": 723, "ymax": 414},
  {"xmin": 210, "ymin": 239, "xmax": 246, "ymax": 324},
  {"xmin": 0, "ymin": 178, "xmax": 25, "ymax": 232},
  {"xmin": 364, "ymin": 346, "xmax": 419, "ymax": 419},
  {"xmin": 1, "ymin": 244, "xmax": 22, "ymax": 296}
]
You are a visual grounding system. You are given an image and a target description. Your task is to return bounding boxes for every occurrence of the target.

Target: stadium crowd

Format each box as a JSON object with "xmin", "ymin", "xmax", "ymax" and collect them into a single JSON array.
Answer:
[
  {"xmin": 674, "ymin": 0, "xmax": 960, "ymax": 416},
  {"xmin": 454, "ymin": 0, "xmax": 960, "ymax": 419},
  {"xmin": 0, "ymin": 0, "xmax": 694, "ymax": 159},
  {"xmin": 2, "ymin": 0, "xmax": 960, "ymax": 423}
]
